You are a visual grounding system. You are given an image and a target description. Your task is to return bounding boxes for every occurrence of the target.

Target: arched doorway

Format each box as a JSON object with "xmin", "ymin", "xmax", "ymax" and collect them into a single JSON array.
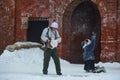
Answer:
[{"xmin": 62, "ymin": 0, "xmax": 101, "ymax": 64}]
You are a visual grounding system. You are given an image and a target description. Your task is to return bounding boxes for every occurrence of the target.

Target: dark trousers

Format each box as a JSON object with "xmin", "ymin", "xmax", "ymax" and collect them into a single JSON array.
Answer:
[
  {"xmin": 43, "ymin": 48, "xmax": 61, "ymax": 74},
  {"xmin": 84, "ymin": 60, "xmax": 95, "ymax": 71}
]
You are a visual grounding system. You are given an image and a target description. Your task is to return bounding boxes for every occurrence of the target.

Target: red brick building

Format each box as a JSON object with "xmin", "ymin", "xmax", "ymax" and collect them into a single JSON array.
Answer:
[{"xmin": 0, "ymin": 0, "xmax": 120, "ymax": 63}]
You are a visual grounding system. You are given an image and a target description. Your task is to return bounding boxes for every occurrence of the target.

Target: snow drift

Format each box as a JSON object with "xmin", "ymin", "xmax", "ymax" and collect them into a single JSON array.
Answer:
[{"xmin": 0, "ymin": 42, "xmax": 120, "ymax": 80}]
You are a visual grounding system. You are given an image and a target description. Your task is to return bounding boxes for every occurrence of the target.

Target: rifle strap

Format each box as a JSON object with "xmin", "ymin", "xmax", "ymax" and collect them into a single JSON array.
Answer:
[{"xmin": 47, "ymin": 28, "xmax": 57, "ymax": 40}]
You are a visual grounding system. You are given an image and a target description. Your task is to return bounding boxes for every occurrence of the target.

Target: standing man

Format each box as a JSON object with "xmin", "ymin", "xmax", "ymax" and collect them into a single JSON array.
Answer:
[
  {"xmin": 41, "ymin": 20, "xmax": 62, "ymax": 75},
  {"xmin": 81, "ymin": 32, "xmax": 96, "ymax": 73}
]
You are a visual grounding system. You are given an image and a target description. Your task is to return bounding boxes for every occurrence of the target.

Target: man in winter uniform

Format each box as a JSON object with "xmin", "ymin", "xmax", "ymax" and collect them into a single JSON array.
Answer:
[
  {"xmin": 41, "ymin": 20, "xmax": 62, "ymax": 75},
  {"xmin": 81, "ymin": 32, "xmax": 96, "ymax": 73}
]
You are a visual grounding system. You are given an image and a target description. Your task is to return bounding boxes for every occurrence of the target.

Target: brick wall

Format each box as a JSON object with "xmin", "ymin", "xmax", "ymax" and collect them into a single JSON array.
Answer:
[
  {"xmin": 15, "ymin": 0, "xmax": 49, "ymax": 41},
  {"xmin": 116, "ymin": 0, "xmax": 120, "ymax": 62},
  {"xmin": 97, "ymin": 0, "xmax": 118, "ymax": 62},
  {"xmin": 0, "ymin": 0, "xmax": 120, "ymax": 63},
  {"xmin": 0, "ymin": 0, "xmax": 15, "ymax": 53}
]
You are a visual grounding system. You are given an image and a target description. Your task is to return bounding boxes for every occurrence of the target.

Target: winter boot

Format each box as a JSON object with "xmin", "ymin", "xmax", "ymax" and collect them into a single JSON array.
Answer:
[{"xmin": 57, "ymin": 72, "xmax": 62, "ymax": 75}]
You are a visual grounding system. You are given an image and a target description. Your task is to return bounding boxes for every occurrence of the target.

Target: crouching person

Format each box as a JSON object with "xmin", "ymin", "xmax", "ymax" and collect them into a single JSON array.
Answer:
[{"xmin": 81, "ymin": 32, "xmax": 96, "ymax": 73}]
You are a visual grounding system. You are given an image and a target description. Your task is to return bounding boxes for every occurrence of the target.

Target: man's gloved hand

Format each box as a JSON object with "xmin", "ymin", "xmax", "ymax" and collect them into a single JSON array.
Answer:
[
  {"xmin": 45, "ymin": 39, "xmax": 52, "ymax": 48},
  {"xmin": 47, "ymin": 39, "xmax": 51, "ymax": 44}
]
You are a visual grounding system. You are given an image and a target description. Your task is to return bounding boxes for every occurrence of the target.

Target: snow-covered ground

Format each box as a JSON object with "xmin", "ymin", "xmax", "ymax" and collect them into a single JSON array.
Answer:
[{"xmin": 0, "ymin": 42, "xmax": 120, "ymax": 80}]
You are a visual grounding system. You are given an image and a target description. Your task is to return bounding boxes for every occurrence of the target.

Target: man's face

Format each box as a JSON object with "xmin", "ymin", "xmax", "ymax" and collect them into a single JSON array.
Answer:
[
  {"xmin": 84, "ymin": 40, "xmax": 89, "ymax": 44},
  {"xmin": 51, "ymin": 27, "xmax": 57, "ymax": 31},
  {"xmin": 84, "ymin": 41, "xmax": 88, "ymax": 44}
]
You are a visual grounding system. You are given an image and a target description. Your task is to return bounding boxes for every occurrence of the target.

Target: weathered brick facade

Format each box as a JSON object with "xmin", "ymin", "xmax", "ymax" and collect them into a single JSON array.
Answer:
[
  {"xmin": 0, "ymin": 0, "xmax": 120, "ymax": 63},
  {"xmin": 0, "ymin": 0, "xmax": 15, "ymax": 53}
]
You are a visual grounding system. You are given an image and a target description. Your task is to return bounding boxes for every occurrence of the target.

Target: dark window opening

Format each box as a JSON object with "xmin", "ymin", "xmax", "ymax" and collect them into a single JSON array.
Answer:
[{"xmin": 27, "ymin": 17, "xmax": 49, "ymax": 43}]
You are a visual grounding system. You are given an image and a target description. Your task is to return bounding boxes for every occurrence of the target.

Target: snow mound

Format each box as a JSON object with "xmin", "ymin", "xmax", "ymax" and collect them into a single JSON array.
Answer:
[
  {"xmin": 0, "ymin": 48, "xmax": 44, "ymax": 64},
  {"xmin": 5, "ymin": 42, "xmax": 42, "ymax": 52},
  {"xmin": 0, "ymin": 42, "xmax": 70, "ymax": 64}
]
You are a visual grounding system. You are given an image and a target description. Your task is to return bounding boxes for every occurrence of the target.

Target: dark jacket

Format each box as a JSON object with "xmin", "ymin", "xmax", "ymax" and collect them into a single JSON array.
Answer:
[{"xmin": 81, "ymin": 35, "xmax": 96, "ymax": 61}]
